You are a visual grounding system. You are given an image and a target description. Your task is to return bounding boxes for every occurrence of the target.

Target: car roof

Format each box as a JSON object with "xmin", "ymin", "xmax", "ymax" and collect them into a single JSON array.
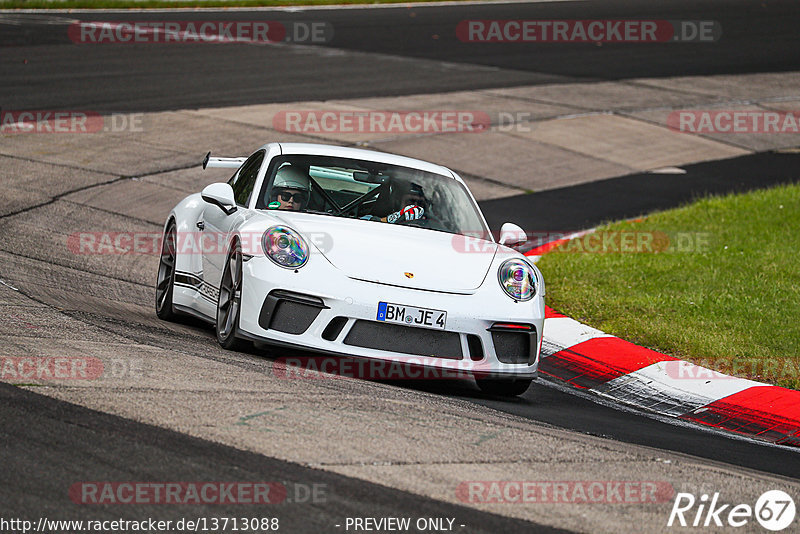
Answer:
[{"xmin": 268, "ymin": 142, "xmax": 462, "ymax": 184}]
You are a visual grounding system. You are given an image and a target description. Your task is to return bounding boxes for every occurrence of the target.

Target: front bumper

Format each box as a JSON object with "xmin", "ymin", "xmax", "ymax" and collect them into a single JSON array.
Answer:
[{"xmin": 238, "ymin": 255, "xmax": 544, "ymax": 379}]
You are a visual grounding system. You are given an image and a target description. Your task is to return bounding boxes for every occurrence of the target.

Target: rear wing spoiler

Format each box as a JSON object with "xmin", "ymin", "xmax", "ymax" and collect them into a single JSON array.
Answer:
[{"xmin": 202, "ymin": 151, "xmax": 247, "ymax": 170}]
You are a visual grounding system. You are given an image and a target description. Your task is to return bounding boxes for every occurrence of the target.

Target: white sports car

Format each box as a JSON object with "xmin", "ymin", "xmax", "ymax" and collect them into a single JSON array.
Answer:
[{"xmin": 155, "ymin": 143, "xmax": 545, "ymax": 396}]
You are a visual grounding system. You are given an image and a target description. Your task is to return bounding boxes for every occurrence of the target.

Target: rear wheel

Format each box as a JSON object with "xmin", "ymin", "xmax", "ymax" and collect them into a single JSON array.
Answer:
[
  {"xmin": 216, "ymin": 240, "xmax": 247, "ymax": 351},
  {"xmin": 155, "ymin": 222, "xmax": 178, "ymax": 321},
  {"xmin": 475, "ymin": 377, "xmax": 532, "ymax": 397}
]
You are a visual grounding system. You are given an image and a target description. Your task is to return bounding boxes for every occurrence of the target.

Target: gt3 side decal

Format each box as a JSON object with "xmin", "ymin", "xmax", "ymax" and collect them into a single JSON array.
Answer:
[{"xmin": 174, "ymin": 271, "xmax": 219, "ymax": 304}]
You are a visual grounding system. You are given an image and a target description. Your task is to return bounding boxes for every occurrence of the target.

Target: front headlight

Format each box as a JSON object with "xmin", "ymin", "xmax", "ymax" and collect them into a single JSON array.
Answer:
[
  {"xmin": 498, "ymin": 258, "xmax": 536, "ymax": 301},
  {"xmin": 262, "ymin": 226, "xmax": 309, "ymax": 269}
]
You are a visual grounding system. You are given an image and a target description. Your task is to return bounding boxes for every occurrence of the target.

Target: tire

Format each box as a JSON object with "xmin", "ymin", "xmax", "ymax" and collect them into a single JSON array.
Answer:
[
  {"xmin": 216, "ymin": 239, "xmax": 248, "ymax": 351},
  {"xmin": 475, "ymin": 377, "xmax": 533, "ymax": 397},
  {"xmin": 155, "ymin": 221, "xmax": 178, "ymax": 321}
]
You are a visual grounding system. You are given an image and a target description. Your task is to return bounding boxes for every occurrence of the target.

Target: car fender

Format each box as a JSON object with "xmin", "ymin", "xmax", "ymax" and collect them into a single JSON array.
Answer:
[{"xmin": 166, "ymin": 192, "xmax": 206, "ymax": 277}]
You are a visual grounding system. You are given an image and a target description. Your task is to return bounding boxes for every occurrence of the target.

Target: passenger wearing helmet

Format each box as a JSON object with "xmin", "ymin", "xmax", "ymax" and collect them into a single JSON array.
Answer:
[{"xmin": 268, "ymin": 165, "xmax": 311, "ymax": 211}]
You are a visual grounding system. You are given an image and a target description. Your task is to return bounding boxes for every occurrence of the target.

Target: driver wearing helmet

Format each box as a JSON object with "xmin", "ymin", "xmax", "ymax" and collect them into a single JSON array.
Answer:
[
  {"xmin": 368, "ymin": 181, "xmax": 426, "ymax": 223},
  {"xmin": 268, "ymin": 165, "xmax": 311, "ymax": 211}
]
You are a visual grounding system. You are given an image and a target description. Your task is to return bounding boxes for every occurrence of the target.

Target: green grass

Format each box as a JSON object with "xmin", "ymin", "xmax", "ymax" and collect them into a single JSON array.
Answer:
[
  {"xmin": 537, "ymin": 183, "xmax": 800, "ymax": 389},
  {"xmin": 0, "ymin": 0, "xmax": 470, "ymax": 8}
]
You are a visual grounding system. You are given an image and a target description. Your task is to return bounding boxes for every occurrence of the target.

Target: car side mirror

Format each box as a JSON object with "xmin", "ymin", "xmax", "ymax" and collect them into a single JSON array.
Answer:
[
  {"xmin": 499, "ymin": 222, "xmax": 527, "ymax": 247},
  {"xmin": 201, "ymin": 183, "xmax": 237, "ymax": 215}
]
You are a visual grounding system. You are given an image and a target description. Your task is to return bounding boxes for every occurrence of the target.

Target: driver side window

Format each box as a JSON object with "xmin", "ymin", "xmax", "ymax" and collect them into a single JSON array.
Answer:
[{"xmin": 230, "ymin": 150, "xmax": 265, "ymax": 207}]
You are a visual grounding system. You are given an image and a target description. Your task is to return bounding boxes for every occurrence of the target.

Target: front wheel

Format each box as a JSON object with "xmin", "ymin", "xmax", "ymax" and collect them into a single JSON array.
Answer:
[
  {"xmin": 155, "ymin": 221, "xmax": 178, "ymax": 321},
  {"xmin": 216, "ymin": 240, "xmax": 247, "ymax": 351},
  {"xmin": 475, "ymin": 377, "xmax": 532, "ymax": 397}
]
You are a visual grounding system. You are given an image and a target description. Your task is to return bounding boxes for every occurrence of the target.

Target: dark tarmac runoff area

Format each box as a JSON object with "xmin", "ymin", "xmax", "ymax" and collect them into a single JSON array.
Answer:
[
  {"xmin": 0, "ymin": 0, "xmax": 797, "ymax": 112},
  {"xmin": 479, "ymin": 151, "xmax": 800, "ymax": 233}
]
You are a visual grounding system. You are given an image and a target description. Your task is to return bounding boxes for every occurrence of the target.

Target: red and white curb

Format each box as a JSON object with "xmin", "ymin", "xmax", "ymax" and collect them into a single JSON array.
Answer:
[{"xmin": 527, "ymin": 244, "xmax": 800, "ymax": 447}]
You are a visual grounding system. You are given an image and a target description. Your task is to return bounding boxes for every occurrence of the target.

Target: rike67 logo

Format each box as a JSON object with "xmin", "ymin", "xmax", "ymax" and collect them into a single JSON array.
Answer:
[{"xmin": 668, "ymin": 490, "xmax": 796, "ymax": 531}]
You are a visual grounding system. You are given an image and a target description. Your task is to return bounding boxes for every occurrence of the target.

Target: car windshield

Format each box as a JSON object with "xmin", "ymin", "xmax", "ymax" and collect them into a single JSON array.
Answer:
[{"xmin": 255, "ymin": 154, "xmax": 490, "ymax": 237}]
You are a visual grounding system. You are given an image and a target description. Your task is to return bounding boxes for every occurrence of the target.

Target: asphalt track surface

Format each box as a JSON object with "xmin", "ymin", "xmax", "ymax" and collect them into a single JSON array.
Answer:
[
  {"xmin": 0, "ymin": 382, "xmax": 562, "ymax": 533},
  {"xmin": 0, "ymin": 0, "xmax": 799, "ymax": 112},
  {"xmin": 3, "ymin": 0, "xmax": 800, "ymax": 529},
  {"xmin": 479, "ymin": 151, "xmax": 800, "ymax": 233}
]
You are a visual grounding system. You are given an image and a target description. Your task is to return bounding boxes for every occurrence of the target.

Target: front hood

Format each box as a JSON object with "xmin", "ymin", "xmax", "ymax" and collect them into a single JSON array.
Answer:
[{"xmin": 271, "ymin": 212, "xmax": 497, "ymax": 293}]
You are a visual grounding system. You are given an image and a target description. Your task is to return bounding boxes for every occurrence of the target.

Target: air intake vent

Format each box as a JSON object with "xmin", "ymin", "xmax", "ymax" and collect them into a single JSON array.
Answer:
[
  {"xmin": 489, "ymin": 323, "xmax": 536, "ymax": 365},
  {"xmin": 467, "ymin": 334, "xmax": 484, "ymax": 361},
  {"xmin": 321, "ymin": 316, "xmax": 348, "ymax": 341},
  {"xmin": 259, "ymin": 290, "xmax": 327, "ymax": 335},
  {"xmin": 344, "ymin": 321, "xmax": 462, "ymax": 360}
]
